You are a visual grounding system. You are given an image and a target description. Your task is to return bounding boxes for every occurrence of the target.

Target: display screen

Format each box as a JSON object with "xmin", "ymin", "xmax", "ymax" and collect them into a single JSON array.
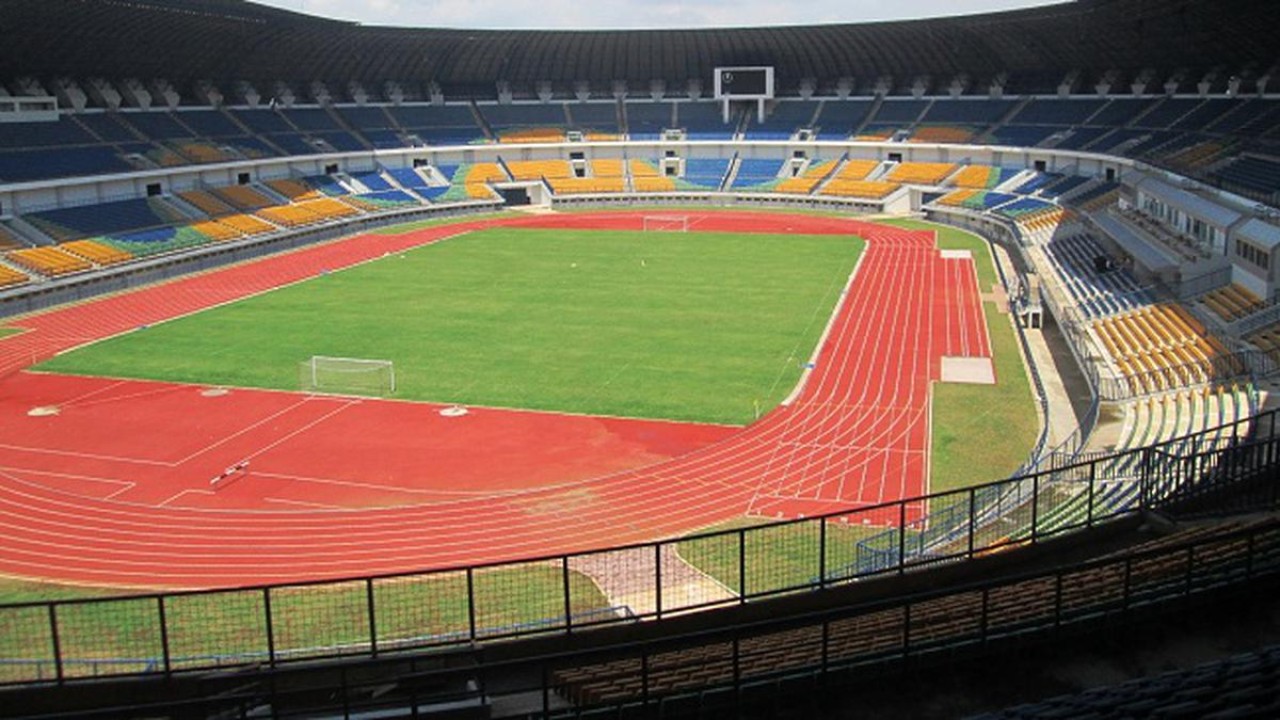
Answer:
[{"xmin": 714, "ymin": 67, "xmax": 774, "ymax": 99}]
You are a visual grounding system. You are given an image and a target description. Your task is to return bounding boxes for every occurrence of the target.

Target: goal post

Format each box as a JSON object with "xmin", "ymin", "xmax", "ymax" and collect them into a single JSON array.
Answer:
[
  {"xmin": 641, "ymin": 215, "xmax": 689, "ymax": 232},
  {"xmin": 300, "ymin": 356, "xmax": 395, "ymax": 397}
]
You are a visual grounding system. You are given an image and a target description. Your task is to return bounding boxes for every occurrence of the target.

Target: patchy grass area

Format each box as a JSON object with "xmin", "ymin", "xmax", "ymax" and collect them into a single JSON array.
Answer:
[{"xmin": 0, "ymin": 567, "xmax": 609, "ymax": 682}]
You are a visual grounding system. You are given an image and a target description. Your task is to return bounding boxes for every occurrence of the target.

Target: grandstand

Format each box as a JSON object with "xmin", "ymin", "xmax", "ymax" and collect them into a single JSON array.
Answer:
[{"xmin": 2, "ymin": 0, "xmax": 1280, "ymax": 718}]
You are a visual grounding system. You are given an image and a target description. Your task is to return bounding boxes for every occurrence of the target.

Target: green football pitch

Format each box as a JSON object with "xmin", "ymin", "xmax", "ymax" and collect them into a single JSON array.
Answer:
[{"xmin": 38, "ymin": 228, "xmax": 863, "ymax": 425}]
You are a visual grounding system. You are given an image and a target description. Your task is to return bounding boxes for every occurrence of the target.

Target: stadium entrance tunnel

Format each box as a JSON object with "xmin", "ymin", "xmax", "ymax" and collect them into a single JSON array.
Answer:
[{"xmin": 498, "ymin": 186, "xmax": 532, "ymax": 206}]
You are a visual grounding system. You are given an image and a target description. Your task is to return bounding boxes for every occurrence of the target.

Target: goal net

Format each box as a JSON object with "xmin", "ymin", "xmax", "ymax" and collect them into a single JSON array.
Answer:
[
  {"xmin": 641, "ymin": 215, "xmax": 690, "ymax": 232},
  {"xmin": 301, "ymin": 356, "xmax": 395, "ymax": 397}
]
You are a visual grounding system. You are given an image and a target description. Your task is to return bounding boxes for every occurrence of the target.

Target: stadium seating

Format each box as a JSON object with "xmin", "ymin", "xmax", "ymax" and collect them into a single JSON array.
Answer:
[
  {"xmin": 0, "ymin": 262, "xmax": 30, "ymax": 288},
  {"xmin": 0, "ymin": 118, "xmax": 97, "ymax": 149},
  {"xmin": 388, "ymin": 105, "xmax": 487, "ymax": 147},
  {"xmin": 266, "ymin": 178, "xmax": 326, "ymax": 202},
  {"xmin": 505, "ymin": 160, "xmax": 573, "ymax": 181},
  {"xmin": 623, "ymin": 101, "xmax": 674, "ymax": 140},
  {"xmin": 1093, "ymin": 304, "xmax": 1241, "ymax": 395},
  {"xmin": 1213, "ymin": 155, "xmax": 1280, "ymax": 198},
  {"xmin": 547, "ymin": 177, "xmax": 626, "ymax": 194},
  {"xmin": 0, "ymin": 146, "xmax": 135, "ymax": 182},
  {"xmin": 1037, "ymin": 233, "xmax": 1149, "ymax": 319},
  {"xmin": 344, "ymin": 190, "xmax": 423, "ymax": 211},
  {"xmin": 814, "ymin": 100, "xmax": 874, "ymax": 139},
  {"xmin": 744, "ymin": 101, "xmax": 819, "ymax": 140},
  {"xmin": 951, "ymin": 165, "xmax": 1019, "ymax": 189},
  {"xmin": 679, "ymin": 158, "xmax": 731, "ymax": 189},
  {"xmin": 1199, "ymin": 283, "xmax": 1265, "ymax": 322},
  {"xmin": 729, "ymin": 158, "xmax": 785, "ymax": 189},
  {"xmin": 629, "ymin": 160, "xmax": 676, "ymax": 192},
  {"xmin": 972, "ymin": 643, "xmax": 1280, "ymax": 719},
  {"xmin": 482, "ymin": 103, "xmax": 569, "ymax": 144},
  {"xmin": 59, "ymin": 239, "xmax": 133, "ymax": 266},
  {"xmin": 212, "ymin": 185, "xmax": 277, "ymax": 211},
  {"xmin": 551, "ymin": 518, "xmax": 1278, "ymax": 710},
  {"xmin": 565, "ymin": 102, "xmax": 621, "ymax": 137},
  {"xmin": 819, "ymin": 179, "xmax": 900, "ymax": 199},
  {"xmin": 883, "ymin": 162, "xmax": 957, "ymax": 185},
  {"xmin": 25, "ymin": 197, "xmax": 187, "ymax": 242},
  {"xmin": 0, "ymin": 224, "xmax": 27, "ymax": 250},
  {"xmin": 349, "ymin": 171, "xmax": 393, "ymax": 192},
  {"xmin": 7, "ymin": 246, "xmax": 94, "ymax": 276},
  {"xmin": 908, "ymin": 126, "xmax": 978, "ymax": 144},
  {"xmin": 386, "ymin": 167, "xmax": 433, "ymax": 191},
  {"xmin": 677, "ymin": 101, "xmax": 736, "ymax": 140},
  {"xmin": 774, "ymin": 160, "xmax": 835, "ymax": 194}
]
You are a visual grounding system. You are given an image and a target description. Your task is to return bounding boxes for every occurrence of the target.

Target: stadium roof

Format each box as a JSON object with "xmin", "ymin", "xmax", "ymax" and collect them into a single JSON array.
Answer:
[{"xmin": 1, "ymin": 0, "xmax": 1277, "ymax": 99}]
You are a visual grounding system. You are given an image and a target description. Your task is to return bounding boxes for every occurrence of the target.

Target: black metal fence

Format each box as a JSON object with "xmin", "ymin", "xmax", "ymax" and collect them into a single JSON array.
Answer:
[{"xmin": 2, "ymin": 406, "xmax": 1275, "ymax": 687}]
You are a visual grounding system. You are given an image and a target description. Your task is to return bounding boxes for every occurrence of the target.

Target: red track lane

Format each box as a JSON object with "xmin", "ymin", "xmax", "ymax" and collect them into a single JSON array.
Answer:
[{"xmin": 0, "ymin": 211, "xmax": 991, "ymax": 589}]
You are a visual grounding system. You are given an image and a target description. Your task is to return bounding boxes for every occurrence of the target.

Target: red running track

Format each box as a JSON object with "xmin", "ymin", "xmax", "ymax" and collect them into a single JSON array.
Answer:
[{"xmin": 0, "ymin": 211, "xmax": 990, "ymax": 588}]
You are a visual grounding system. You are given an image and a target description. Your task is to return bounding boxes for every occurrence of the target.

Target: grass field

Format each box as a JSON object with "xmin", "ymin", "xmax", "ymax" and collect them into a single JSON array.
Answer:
[
  {"xmin": 0, "ymin": 567, "xmax": 610, "ymax": 681},
  {"xmin": 38, "ymin": 228, "xmax": 862, "ymax": 425},
  {"xmin": 885, "ymin": 219, "xmax": 1039, "ymax": 495},
  {"xmin": 0, "ymin": 327, "xmax": 20, "ymax": 339}
]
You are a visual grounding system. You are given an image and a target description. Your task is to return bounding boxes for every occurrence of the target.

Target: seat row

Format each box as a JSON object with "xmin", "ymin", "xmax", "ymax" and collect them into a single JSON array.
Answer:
[
  {"xmin": 551, "ymin": 517, "xmax": 1280, "ymax": 710},
  {"xmin": 1200, "ymin": 283, "xmax": 1266, "ymax": 323}
]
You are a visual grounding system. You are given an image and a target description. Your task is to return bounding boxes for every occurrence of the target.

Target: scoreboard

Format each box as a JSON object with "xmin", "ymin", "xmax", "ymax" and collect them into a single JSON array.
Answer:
[{"xmin": 714, "ymin": 67, "xmax": 774, "ymax": 100}]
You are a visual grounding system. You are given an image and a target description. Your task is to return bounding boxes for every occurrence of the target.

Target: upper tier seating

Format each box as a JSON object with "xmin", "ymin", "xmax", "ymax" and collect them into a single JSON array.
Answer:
[
  {"xmin": 565, "ymin": 103, "xmax": 621, "ymax": 137},
  {"xmin": 871, "ymin": 100, "xmax": 929, "ymax": 124},
  {"xmin": 1008, "ymin": 98, "xmax": 1108, "ymax": 125},
  {"xmin": 0, "ymin": 147, "xmax": 134, "ymax": 183},
  {"xmin": 744, "ymin": 101, "xmax": 819, "ymax": 140},
  {"xmin": 624, "ymin": 102, "xmax": 674, "ymax": 140},
  {"xmin": 677, "ymin": 101, "xmax": 736, "ymax": 140},
  {"xmin": 1213, "ymin": 155, "xmax": 1280, "ymax": 198},
  {"xmin": 908, "ymin": 126, "xmax": 978, "ymax": 144},
  {"xmin": 387, "ymin": 105, "xmax": 486, "ymax": 146},
  {"xmin": 482, "ymin": 103, "xmax": 569, "ymax": 144},
  {"xmin": 0, "ymin": 118, "xmax": 97, "ymax": 149},
  {"xmin": 922, "ymin": 99, "xmax": 1017, "ymax": 125},
  {"xmin": 814, "ymin": 100, "xmax": 874, "ymax": 139}
]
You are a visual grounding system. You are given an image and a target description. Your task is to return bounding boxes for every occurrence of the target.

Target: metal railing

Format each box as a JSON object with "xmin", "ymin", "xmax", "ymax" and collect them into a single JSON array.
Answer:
[{"xmin": 1, "ymin": 406, "xmax": 1275, "ymax": 687}]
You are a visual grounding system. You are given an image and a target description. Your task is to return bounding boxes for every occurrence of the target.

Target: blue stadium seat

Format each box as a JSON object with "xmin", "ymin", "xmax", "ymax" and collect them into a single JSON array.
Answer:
[
  {"xmin": 0, "ymin": 146, "xmax": 133, "ymax": 182},
  {"xmin": 730, "ymin": 158, "xmax": 785, "ymax": 188},
  {"xmin": 0, "ymin": 118, "xmax": 96, "ymax": 149},
  {"xmin": 625, "ymin": 101, "xmax": 674, "ymax": 140},
  {"xmin": 174, "ymin": 109, "xmax": 245, "ymax": 137},
  {"xmin": 677, "ymin": 101, "xmax": 736, "ymax": 140}
]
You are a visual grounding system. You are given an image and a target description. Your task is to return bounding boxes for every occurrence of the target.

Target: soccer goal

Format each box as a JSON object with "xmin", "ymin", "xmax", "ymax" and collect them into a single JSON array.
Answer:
[
  {"xmin": 301, "ymin": 356, "xmax": 396, "ymax": 397},
  {"xmin": 641, "ymin": 215, "xmax": 690, "ymax": 232}
]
